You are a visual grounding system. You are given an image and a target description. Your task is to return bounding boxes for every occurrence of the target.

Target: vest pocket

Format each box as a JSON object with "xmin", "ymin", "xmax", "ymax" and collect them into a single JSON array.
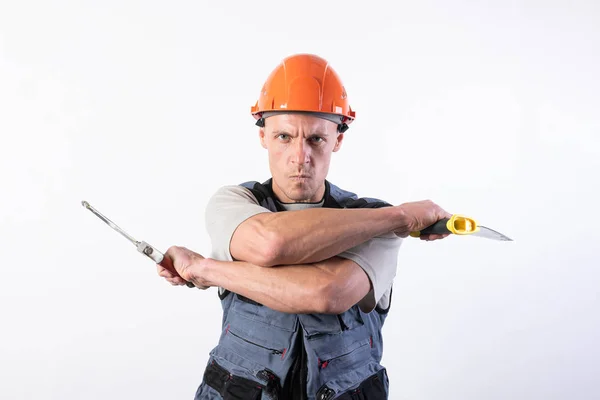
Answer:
[
  {"xmin": 317, "ymin": 339, "xmax": 370, "ymax": 372},
  {"xmin": 227, "ymin": 326, "xmax": 286, "ymax": 357},
  {"xmin": 318, "ymin": 337, "xmax": 371, "ymax": 369},
  {"xmin": 231, "ymin": 295, "xmax": 298, "ymax": 332},
  {"xmin": 204, "ymin": 359, "xmax": 263, "ymax": 400},
  {"xmin": 300, "ymin": 307, "xmax": 364, "ymax": 338}
]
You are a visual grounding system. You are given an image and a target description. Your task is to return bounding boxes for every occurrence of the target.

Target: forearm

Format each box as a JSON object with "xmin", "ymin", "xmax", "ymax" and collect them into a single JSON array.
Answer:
[
  {"xmin": 231, "ymin": 206, "xmax": 408, "ymax": 266},
  {"xmin": 197, "ymin": 257, "xmax": 369, "ymax": 314}
]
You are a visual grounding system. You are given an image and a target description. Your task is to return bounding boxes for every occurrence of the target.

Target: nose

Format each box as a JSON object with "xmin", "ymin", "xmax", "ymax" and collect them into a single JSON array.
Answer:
[{"xmin": 291, "ymin": 139, "xmax": 310, "ymax": 165}]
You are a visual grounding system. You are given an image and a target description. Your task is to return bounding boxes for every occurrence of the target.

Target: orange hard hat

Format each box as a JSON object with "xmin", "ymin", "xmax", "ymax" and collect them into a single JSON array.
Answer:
[{"xmin": 251, "ymin": 54, "xmax": 356, "ymax": 133}]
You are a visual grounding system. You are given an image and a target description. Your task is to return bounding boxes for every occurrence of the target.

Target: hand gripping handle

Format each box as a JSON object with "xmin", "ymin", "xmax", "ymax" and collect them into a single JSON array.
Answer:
[
  {"xmin": 137, "ymin": 241, "xmax": 195, "ymax": 288},
  {"xmin": 410, "ymin": 214, "xmax": 479, "ymax": 238}
]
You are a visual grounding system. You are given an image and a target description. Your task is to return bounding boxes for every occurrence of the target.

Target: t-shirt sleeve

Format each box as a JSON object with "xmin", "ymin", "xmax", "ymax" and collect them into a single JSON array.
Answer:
[
  {"xmin": 204, "ymin": 185, "xmax": 272, "ymax": 262},
  {"xmin": 336, "ymin": 231, "xmax": 403, "ymax": 313}
]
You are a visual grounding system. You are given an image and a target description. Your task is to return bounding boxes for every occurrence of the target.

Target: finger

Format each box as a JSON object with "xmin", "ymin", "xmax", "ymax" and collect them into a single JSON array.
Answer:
[
  {"xmin": 420, "ymin": 233, "xmax": 447, "ymax": 241},
  {"xmin": 157, "ymin": 264, "xmax": 172, "ymax": 276},
  {"xmin": 160, "ymin": 270, "xmax": 176, "ymax": 279},
  {"xmin": 429, "ymin": 234, "xmax": 446, "ymax": 240},
  {"xmin": 435, "ymin": 204, "xmax": 452, "ymax": 220},
  {"xmin": 160, "ymin": 251, "xmax": 182, "ymax": 278},
  {"xmin": 158, "ymin": 267, "xmax": 176, "ymax": 278},
  {"xmin": 167, "ymin": 277, "xmax": 186, "ymax": 285}
]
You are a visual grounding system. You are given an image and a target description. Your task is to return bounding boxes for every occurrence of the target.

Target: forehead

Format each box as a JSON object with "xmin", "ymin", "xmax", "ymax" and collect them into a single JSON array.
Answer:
[{"xmin": 264, "ymin": 113, "xmax": 337, "ymax": 133}]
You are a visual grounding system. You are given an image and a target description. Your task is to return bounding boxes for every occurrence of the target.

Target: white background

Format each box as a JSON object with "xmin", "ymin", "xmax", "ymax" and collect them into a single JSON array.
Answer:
[{"xmin": 1, "ymin": 1, "xmax": 599, "ymax": 399}]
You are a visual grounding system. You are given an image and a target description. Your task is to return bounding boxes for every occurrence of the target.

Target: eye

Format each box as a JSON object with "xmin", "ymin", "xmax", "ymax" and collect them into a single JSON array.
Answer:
[
  {"xmin": 276, "ymin": 133, "xmax": 290, "ymax": 141},
  {"xmin": 310, "ymin": 136, "xmax": 324, "ymax": 143}
]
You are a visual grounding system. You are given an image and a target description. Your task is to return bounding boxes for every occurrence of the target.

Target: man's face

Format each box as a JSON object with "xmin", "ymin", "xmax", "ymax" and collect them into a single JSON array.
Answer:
[{"xmin": 259, "ymin": 113, "xmax": 344, "ymax": 203}]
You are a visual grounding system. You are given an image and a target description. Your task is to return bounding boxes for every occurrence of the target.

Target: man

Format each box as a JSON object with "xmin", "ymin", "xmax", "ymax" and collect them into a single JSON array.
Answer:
[{"xmin": 157, "ymin": 53, "xmax": 451, "ymax": 399}]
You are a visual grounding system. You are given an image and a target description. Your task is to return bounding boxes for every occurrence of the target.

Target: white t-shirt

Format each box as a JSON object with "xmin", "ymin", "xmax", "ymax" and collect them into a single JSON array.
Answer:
[{"xmin": 204, "ymin": 185, "xmax": 403, "ymax": 312}]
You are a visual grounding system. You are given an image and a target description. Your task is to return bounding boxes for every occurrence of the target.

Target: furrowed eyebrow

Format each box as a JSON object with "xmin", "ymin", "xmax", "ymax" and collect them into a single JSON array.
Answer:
[{"xmin": 270, "ymin": 130, "xmax": 328, "ymax": 138}]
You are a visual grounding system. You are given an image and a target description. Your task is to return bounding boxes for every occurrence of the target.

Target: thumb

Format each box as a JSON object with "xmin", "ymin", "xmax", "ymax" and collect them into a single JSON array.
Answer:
[
  {"xmin": 160, "ymin": 250, "xmax": 182, "ymax": 279},
  {"xmin": 437, "ymin": 206, "xmax": 453, "ymax": 220}
]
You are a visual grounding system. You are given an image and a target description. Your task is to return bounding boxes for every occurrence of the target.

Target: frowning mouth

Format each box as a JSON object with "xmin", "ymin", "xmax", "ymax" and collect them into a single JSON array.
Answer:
[{"xmin": 290, "ymin": 175, "xmax": 311, "ymax": 179}]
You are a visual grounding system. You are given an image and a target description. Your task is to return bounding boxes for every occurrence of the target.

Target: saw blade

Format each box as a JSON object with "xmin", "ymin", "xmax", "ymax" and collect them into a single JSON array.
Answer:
[
  {"xmin": 81, "ymin": 201, "xmax": 139, "ymax": 246},
  {"xmin": 473, "ymin": 225, "xmax": 513, "ymax": 241}
]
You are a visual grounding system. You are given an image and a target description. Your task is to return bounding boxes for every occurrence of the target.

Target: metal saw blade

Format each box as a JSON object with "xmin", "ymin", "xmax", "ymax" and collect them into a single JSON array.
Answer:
[{"xmin": 473, "ymin": 225, "xmax": 513, "ymax": 241}]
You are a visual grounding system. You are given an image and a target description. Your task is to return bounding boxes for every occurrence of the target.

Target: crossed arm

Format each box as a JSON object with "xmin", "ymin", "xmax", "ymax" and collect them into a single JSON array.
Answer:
[
  {"xmin": 200, "ymin": 186, "xmax": 408, "ymax": 314},
  {"xmin": 229, "ymin": 204, "xmax": 408, "ymax": 267},
  {"xmin": 200, "ymin": 256, "xmax": 369, "ymax": 314}
]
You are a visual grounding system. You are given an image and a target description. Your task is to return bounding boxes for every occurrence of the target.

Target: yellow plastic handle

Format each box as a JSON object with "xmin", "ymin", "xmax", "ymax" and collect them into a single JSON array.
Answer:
[{"xmin": 409, "ymin": 214, "xmax": 480, "ymax": 237}]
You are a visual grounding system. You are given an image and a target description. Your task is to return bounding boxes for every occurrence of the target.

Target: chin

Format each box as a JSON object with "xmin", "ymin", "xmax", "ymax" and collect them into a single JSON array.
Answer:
[
  {"xmin": 286, "ymin": 185, "xmax": 316, "ymax": 202},
  {"xmin": 273, "ymin": 176, "xmax": 320, "ymax": 202}
]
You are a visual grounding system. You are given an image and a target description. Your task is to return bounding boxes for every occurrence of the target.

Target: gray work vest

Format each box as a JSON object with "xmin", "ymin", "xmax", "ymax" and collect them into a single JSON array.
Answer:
[{"xmin": 196, "ymin": 179, "xmax": 393, "ymax": 400}]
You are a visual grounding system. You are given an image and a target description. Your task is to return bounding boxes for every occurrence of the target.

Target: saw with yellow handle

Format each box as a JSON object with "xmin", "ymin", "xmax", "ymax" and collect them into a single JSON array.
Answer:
[{"xmin": 410, "ymin": 214, "xmax": 513, "ymax": 241}]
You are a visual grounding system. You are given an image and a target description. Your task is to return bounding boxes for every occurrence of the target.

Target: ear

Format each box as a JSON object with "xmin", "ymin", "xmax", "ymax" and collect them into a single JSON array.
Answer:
[
  {"xmin": 259, "ymin": 128, "xmax": 267, "ymax": 149},
  {"xmin": 332, "ymin": 132, "xmax": 344, "ymax": 152}
]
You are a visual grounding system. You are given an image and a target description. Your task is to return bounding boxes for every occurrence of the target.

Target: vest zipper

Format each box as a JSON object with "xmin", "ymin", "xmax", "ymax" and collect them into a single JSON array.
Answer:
[
  {"xmin": 284, "ymin": 325, "xmax": 308, "ymax": 399},
  {"xmin": 318, "ymin": 341, "xmax": 370, "ymax": 369},
  {"xmin": 228, "ymin": 329, "xmax": 285, "ymax": 355}
]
